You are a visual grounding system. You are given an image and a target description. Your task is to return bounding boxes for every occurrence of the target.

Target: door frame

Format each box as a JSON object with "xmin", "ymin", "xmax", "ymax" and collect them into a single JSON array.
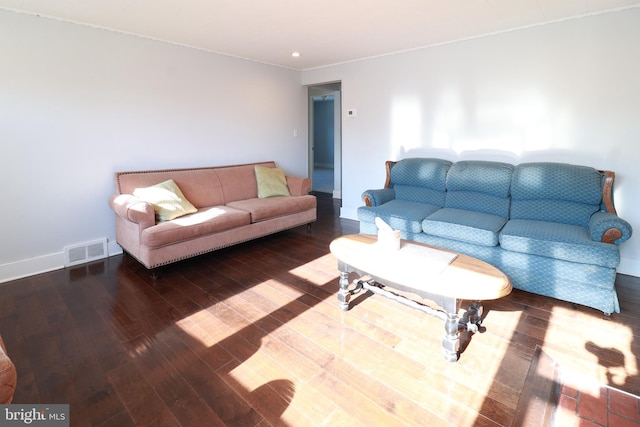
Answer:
[{"xmin": 308, "ymin": 83, "xmax": 342, "ymax": 198}]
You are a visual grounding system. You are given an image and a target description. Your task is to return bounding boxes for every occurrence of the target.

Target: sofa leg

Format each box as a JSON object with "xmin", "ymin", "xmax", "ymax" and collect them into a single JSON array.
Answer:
[
  {"xmin": 307, "ymin": 223, "xmax": 313, "ymax": 233},
  {"xmin": 150, "ymin": 269, "xmax": 159, "ymax": 280}
]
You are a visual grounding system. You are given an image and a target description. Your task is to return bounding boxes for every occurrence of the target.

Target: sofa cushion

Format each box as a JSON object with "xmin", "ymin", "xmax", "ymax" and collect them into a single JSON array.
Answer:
[
  {"xmin": 255, "ymin": 166, "xmax": 290, "ymax": 198},
  {"xmin": 444, "ymin": 161, "xmax": 514, "ymax": 217},
  {"xmin": 511, "ymin": 162, "xmax": 602, "ymax": 227},
  {"xmin": 133, "ymin": 179, "xmax": 198, "ymax": 221},
  {"xmin": 500, "ymin": 219, "xmax": 620, "ymax": 268},
  {"xmin": 141, "ymin": 206, "xmax": 251, "ymax": 248},
  {"xmin": 358, "ymin": 199, "xmax": 441, "ymax": 233},
  {"xmin": 390, "ymin": 158, "xmax": 451, "ymax": 205},
  {"xmin": 422, "ymin": 208, "xmax": 507, "ymax": 247},
  {"xmin": 216, "ymin": 162, "xmax": 276, "ymax": 203},
  {"xmin": 227, "ymin": 195, "xmax": 317, "ymax": 223}
]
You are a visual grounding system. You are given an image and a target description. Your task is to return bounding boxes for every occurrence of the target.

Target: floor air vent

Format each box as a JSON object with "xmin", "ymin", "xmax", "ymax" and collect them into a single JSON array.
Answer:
[{"xmin": 64, "ymin": 238, "xmax": 108, "ymax": 267}]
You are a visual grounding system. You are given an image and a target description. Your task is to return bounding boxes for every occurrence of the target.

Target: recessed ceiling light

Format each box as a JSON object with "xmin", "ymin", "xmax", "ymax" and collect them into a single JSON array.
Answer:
[{"xmin": 291, "ymin": 52, "xmax": 301, "ymax": 58}]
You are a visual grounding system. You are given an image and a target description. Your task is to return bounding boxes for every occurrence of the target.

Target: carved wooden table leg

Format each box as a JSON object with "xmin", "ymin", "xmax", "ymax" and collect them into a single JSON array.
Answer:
[
  {"xmin": 443, "ymin": 313, "xmax": 460, "ymax": 362},
  {"xmin": 441, "ymin": 297, "xmax": 462, "ymax": 362},
  {"xmin": 337, "ymin": 269, "xmax": 351, "ymax": 311}
]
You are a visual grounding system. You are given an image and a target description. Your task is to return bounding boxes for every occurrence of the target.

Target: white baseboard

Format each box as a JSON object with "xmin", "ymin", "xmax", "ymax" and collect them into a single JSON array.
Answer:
[
  {"xmin": 0, "ymin": 252, "xmax": 64, "ymax": 284},
  {"xmin": 340, "ymin": 206, "xmax": 359, "ymax": 221},
  {"xmin": 0, "ymin": 239, "xmax": 124, "ymax": 284},
  {"xmin": 619, "ymin": 256, "xmax": 640, "ymax": 278},
  {"xmin": 108, "ymin": 240, "xmax": 123, "ymax": 257}
]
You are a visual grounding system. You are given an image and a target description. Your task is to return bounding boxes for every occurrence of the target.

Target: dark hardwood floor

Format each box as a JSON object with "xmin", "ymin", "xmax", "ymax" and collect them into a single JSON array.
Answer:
[{"xmin": 1, "ymin": 193, "xmax": 639, "ymax": 426}]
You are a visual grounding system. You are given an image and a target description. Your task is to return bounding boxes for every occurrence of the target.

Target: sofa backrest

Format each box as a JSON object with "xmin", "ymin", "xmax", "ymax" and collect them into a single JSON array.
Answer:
[
  {"xmin": 389, "ymin": 158, "xmax": 452, "ymax": 205},
  {"xmin": 114, "ymin": 161, "xmax": 276, "ymax": 208},
  {"xmin": 510, "ymin": 162, "xmax": 603, "ymax": 227},
  {"xmin": 445, "ymin": 161, "xmax": 514, "ymax": 217},
  {"xmin": 216, "ymin": 162, "xmax": 273, "ymax": 203}
]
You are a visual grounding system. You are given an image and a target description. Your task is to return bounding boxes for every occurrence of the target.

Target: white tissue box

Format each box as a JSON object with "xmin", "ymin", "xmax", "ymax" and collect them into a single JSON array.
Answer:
[{"xmin": 377, "ymin": 229, "xmax": 401, "ymax": 251}]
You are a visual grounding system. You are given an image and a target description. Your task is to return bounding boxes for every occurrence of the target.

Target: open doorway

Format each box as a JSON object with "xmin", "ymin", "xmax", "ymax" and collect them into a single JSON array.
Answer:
[{"xmin": 308, "ymin": 83, "xmax": 341, "ymax": 198}]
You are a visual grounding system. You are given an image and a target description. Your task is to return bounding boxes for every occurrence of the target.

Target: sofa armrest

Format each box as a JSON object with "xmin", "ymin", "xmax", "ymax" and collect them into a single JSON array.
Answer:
[
  {"xmin": 589, "ymin": 211, "xmax": 633, "ymax": 245},
  {"xmin": 362, "ymin": 188, "xmax": 396, "ymax": 207},
  {"xmin": 109, "ymin": 194, "xmax": 156, "ymax": 229},
  {"xmin": 286, "ymin": 176, "xmax": 311, "ymax": 196},
  {"xmin": 0, "ymin": 335, "xmax": 16, "ymax": 404}
]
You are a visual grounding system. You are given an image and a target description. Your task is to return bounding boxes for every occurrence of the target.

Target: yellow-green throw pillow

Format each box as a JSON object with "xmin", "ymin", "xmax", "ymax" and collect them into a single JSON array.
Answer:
[
  {"xmin": 133, "ymin": 179, "xmax": 197, "ymax": 221},
  {"xmin": 255, "ymin": 166, "xmax": 290, "ymax": 198}
]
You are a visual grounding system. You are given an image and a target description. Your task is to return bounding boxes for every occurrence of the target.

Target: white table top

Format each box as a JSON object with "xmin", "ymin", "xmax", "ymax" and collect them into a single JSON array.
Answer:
[{"xmin": 330, "ymin": 234, "xmax": 512, "ymax": 301}]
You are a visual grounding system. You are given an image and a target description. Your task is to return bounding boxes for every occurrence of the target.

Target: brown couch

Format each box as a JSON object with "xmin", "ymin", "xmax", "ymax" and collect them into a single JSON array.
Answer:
[
  {"xmin": 0, "ymin": 334, "xmax": 16, "ymax": 404},
  {"xmin": 109, "ymin": 161, "xmax": 317, "ymax": 270}
]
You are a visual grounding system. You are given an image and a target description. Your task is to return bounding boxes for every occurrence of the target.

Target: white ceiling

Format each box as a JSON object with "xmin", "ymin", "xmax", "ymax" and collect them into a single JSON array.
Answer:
[{"xmin": 1, "ymin": 0, "xmax": 639, "ymax": 70}]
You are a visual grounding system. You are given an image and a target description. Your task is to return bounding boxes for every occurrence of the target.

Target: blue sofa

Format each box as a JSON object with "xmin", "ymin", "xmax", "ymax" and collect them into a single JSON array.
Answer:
[{"xmin": 358, "ymin": 158, "xmax": 633, "ymax": 315}]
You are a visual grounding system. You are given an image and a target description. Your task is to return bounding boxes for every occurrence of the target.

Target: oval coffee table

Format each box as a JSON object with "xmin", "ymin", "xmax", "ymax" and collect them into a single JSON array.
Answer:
[{"xmin": 330, "ymin": 234, "xmax": 512, "ymax": 362}]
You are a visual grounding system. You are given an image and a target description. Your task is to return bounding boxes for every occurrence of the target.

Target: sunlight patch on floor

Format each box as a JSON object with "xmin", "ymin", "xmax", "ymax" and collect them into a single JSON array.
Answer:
[
  {"xmin": 174, "ymin": 305, "xmax": 236, "ymax": 348},
  {"xmin": 172, "ymin": 276, "xmax": 309, "ymax": 349},
  {"xmin": 545, "ymin": 307, "xmax": 637, "ymax": 388},
  {"xmin": 288, "ymin": 253, "xmax": 339, "ymax": 287}
]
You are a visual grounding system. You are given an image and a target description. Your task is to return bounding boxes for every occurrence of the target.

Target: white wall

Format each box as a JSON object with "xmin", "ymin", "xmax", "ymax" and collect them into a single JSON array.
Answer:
[
  {"xmin": 0, "ymin": 10, "xmax": 308, "ymax": 282},
  {"xmin": 303, "ymin": 7, "xmax": 640, "ymax": 277}
]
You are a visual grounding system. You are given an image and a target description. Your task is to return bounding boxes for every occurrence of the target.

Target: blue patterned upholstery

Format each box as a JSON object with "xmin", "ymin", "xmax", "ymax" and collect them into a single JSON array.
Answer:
[
  {"xmin": 358, "ymin": 199, "xmax": 440, "ymax": 233},
  {"xmin": 444, "ymin": 161, "xmax": 514, "ymax": 217},
  {"xmin": 422, "ymin": 208, "xmax": 507, "ymax": 246},
  {"xmin": 511, "ymin": 162, "xmax": 602, "ymax": 227},
  {"xmin": 500, "ymin": 219, "xmax": 620, "ymax": 268},
  {"xmin": 358, "ymin": 158, "xmax": 451, "ymax": 232},
  {"xmin": 421, "ymin": 161, "xmax": 512, "ymax": 246},
  {"xmin": 390, "ymin": 158, "xmax": 451, "ymax": 205},
  {"xmin": 361, "ymin": 188, "xmax": 396, "ymax": 207},
  {"xmin": 499, "ymin": 250, "xmax": 620, "ymax": 314},
  {"xmin": 357, "ymin": 158, "xmax": 633, "ymax": 315}
]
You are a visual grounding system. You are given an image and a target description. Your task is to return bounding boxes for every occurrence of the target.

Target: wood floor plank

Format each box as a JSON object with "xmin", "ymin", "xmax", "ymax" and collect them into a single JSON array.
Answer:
[
  {"xmin": 106, "ymin": 360, "xmax": 177, "ymax": 427},
  {"xmin": 308, "ymin": 369, "xmax": 410, "ymax": 427}
]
